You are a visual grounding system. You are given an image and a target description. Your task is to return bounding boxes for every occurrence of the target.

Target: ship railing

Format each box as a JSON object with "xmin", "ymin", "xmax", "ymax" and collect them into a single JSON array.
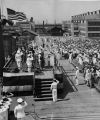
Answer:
[
  {"xmin": 54, "ymin": 57, "xmax": 78, "ymax": 92},
  {"xmin": 3, "ymin": 52, "xmax": 16, "ymax": 72},
  {"xmin": 59, "ymin": 66, "xmax": 78, "ymax": 91}
]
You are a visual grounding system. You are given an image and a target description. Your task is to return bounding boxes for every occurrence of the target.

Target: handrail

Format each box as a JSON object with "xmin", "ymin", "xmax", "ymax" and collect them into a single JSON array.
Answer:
[
  {"xmin": 3, "ymin": 58, "xmax": 12, "ymax": 69},
  {"xmin": 59, "ymin": 65, "xmax": 78, "ymax": 92},
  {"xmin": 3, "ymin": 51, "xmax": 16, "ymax": 69}
]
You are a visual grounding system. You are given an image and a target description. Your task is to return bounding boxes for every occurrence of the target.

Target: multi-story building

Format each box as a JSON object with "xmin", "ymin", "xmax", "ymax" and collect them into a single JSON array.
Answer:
[
  {"xmin": 62, "ymin": 21, "xmax": 71, "ymax": 36},
  {"xmin": 71, "ymin": 10, "xmax": 100, "ymax": 38},
  {"xmin": 3, "ymin": 20, "xmax": 36, "ymax": 59}
]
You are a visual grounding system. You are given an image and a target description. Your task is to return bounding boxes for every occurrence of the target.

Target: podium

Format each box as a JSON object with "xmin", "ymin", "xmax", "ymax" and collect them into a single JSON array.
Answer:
[{"xmin": 3, "ymin": 72, "xmax": 34, "ymax": 96}]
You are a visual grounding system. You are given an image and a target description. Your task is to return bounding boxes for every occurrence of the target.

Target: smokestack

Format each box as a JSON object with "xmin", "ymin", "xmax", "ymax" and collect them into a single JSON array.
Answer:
[{"xmin": 43, "ymin": 20, "xmax": 44, "ymax": 29}]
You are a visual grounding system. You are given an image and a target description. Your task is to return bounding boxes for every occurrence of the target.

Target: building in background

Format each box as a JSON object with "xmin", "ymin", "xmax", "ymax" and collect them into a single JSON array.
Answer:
[
  {"xmin": 3, "ymin": 17, "xmax": 36, "ymax": 60},
  {"xmin": 3, "ymin": 25, "xmax": 20, "ymax": 59},
  {"xmin": 62, "ymin": 20, "xmax": 71, "ymax": 36},
  {"xmin": 16, "ymin": 20, "xmax": 36, "ymax": 46},
  {"xmin": 71, "ymin": 10, "xmax": 100, "ymax": 39},
  {"xmin": 35, "ymin": 22, "xmax": 62, "ymax": 36},
  {"xmin": 47, "ymin": 26, "xmax": 65, "ymax": 36}
]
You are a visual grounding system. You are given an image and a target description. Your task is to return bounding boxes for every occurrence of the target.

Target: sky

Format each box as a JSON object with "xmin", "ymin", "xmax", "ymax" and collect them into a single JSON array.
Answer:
[{"xmin": 2, "ymin": 0, "xmax": 100, "ymax": 23}]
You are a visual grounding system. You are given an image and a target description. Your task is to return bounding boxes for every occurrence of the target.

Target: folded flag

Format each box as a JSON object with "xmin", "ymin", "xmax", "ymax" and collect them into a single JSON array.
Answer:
[{"xmin": 7, "ymin": 8, "xmax": 27, "ymax": 21}]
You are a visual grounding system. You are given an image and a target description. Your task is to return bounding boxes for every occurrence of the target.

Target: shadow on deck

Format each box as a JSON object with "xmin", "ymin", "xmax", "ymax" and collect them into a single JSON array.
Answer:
[{"xmin": 57, "ymin": 66, "xmax": 78, "ymax": 100}]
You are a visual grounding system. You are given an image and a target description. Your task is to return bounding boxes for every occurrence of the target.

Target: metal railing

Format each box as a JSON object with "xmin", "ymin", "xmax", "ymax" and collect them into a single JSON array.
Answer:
[{"xmin": 59, "ymin": 65, "xmax": 78, "ymax": 92}]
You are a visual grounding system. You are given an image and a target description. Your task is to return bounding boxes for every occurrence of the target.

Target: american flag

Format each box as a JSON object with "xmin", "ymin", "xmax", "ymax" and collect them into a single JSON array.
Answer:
[{"xmin": 7, "ymin": 8, "xmax": 27, "ymax": 21}]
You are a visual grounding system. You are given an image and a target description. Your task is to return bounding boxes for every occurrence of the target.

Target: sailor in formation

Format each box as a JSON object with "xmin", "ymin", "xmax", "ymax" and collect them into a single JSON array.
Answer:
[
  {"xmin": 15, "ymin": 48, "xmax": 23, "ymax": 71},
  {"xmin": 26, "ymin": 52, "xmax": 33, "ymax": 72},
  {"xmin": 75, "ymin": 67, "xmax": 79, "ymax": 85}
]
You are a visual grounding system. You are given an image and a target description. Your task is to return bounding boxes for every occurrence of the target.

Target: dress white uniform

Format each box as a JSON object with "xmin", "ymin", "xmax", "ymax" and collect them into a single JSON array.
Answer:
[
  {"xmin": 78, "ymin": 56, "xmax": 83, "ymax": 65},
  {"xmin": 38, "ymin": 53, "xmax": 41, "ymax": 67},
  {"xmin": 50, "ymin": 54, "xmax": 55, "ymax": 66},
  {"xmin": 26, "ymin": 55, "xmax": 33, "ymax": 72},
  {"xmin": 50, "ymin": 80, "xmax": 59, "ymax": 102},
  {"xmin": 75, "ymin": 68, "xmax": 79, "ymax": 85},
  {"xmin": 85, "ymin": 69, "xmax": 91, "ymax": 83},
  {"xmin": 69, "ymin": 53, "xmax": 72, "ymax": 63},
  {"xmin": 92, "ymin": 57, "xmax": 97, "ymax": 65},
  {"xmin": 15, "ymin": 50, "xmax": 23, "ymax": 70},
  {"xmin": 14, "ymin": 99, "xmax": 27, "ymax": 120}
]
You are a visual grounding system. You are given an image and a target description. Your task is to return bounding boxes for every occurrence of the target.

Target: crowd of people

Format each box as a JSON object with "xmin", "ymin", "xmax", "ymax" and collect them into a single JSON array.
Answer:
[
  {"xmin": 3, "ymin": 35, "xmax": 100, "ymax": 119},
  {"xmin": 55, "ymin": 36, "xmax": 100, "ymax": 87},
  {"xmin": 14, "ymin": 35, "xmax": 100, "ymax": 87},
  {"xmin": 14, "ymin": 36, "xmax": 62, "ymax": 73}
]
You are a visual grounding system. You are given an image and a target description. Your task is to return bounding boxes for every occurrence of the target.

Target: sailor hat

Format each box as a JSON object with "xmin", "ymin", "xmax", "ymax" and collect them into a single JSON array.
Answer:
[
  {"xmin": 17, "ymin": 98, "xmax": 23, "ymax": 103},
  {"xmin": 17, "ymin": 50, "xmax": 20, "ymax": 54},
  {"xmin": 76, "ymin": 67, "xmax": 79, "ymax": 69},
  {"xmin": 28, "ymin": 54, "xmax": 31, "ymax": 57}
]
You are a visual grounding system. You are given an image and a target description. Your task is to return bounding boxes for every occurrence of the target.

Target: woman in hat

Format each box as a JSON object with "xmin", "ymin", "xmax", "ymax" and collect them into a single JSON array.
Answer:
[{"xmin": 14, "ymin": 98, "xmax": 27, "ymax": 120}]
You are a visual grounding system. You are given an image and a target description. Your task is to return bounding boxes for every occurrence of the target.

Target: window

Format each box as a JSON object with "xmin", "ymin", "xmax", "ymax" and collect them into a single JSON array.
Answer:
[
  {"xmin": 91, "ymin": 12, "xmax": 93, "ymax": 15},
  {"xmin": 95, "ymin": 11, "xmax": 97, "ymax": 14},
  {"xmin": 88, "ymin": 27, "xmax": 100, "ymax": 31},
  {"xmin": 88, "ymin": 21, "xmax": 100, "ymax": 26},
  {"xmin": 74, "ymin": 27, "xmax": 78, "ymax": 30},
  {"xmin": 88, "ymin": 12, "xmax": 90, "ymax": 15},
  {"xmin": 88, "ymin": 33, "xmax": 100, "ymax": 37}
]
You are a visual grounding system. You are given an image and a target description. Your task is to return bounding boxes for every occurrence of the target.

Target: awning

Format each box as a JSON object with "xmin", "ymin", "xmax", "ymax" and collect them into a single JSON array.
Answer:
[{"xmin": 24, "ymin": 30, "xmax": 38, "ymax": 36}]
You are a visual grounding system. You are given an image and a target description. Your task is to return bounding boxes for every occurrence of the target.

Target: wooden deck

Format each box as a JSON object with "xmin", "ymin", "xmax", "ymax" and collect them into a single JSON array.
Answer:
[
  {"xmin": 35, "ymin": 70, "xmax": 54, "ymax": 79},
  {"xmin": 4, "ymin": 59, "xmax": 100, "ymax": 120}
]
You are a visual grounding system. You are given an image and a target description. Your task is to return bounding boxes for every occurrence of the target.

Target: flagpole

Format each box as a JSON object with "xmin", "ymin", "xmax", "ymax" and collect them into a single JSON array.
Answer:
[{"xmin": 0, "ymin": 0, "xmax": 5, "ymax": 85}]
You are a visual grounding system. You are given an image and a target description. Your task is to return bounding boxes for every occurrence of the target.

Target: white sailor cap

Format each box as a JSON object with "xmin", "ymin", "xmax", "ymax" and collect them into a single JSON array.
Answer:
[
  {"xmin": 17, "ymin": 98, "xmax": 23, "ymax": 103},
  {"xmin": 17, "ymin": 50, "xmax": 20, "ymax": 54},
  {"xmin": 76, "ymin": 67, "xmax": 79, "ymax": 69}
]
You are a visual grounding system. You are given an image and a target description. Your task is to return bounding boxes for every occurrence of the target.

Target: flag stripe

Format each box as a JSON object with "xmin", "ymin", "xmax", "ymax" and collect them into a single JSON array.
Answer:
[
  {"xmin": 8, "ymin": 15, "xmax": 26, "ymax": 19},
  {"xmin": 8, "ymin": 15, "xmax": 26, "ymax": 21},
  {"xmin": 7, "ymin": 8, "xmax": 27, "ymax": 21},
  {"xmin": 8, "ymin": 16, "xmax": 26, "ymax": 20}
]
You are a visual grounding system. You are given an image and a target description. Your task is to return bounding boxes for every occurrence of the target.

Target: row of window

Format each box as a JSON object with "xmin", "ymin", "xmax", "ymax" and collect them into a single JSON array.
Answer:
[
  {"xmin": 80, "ymin": 32, "xmax": 86, "ymax": 36},
  {"xmin": 72, "ymin": 20, "xmax": 86, "ymax": 23},
  {"xmin": 88, "ymin": 21, "xmax": 100, "ymax": 26},
  {"xmin": 74, "ymin": 27, "xmax": 78, "ymax": 30},
  {"xmin": 74, "ymin": 27, "xmax": 100, "ymax": 31},
  {"xmin": 88, "ymin": 27, "xmax": 100, "ymax": 31},
  {"xmin": 88, "ymin": 33, "xmax": 100, "ymax": 37},
  {"xmin": 79, "ymin": 27, "xmax": 86, "ymax": 31}
]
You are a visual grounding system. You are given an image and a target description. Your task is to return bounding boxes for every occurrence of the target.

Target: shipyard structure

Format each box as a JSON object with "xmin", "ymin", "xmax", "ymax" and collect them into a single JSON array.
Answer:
[
  {"xmin": 62, "ymin": 10, "xmax": 100, "ymax": 39},
  {"xmin": 72, "ymin": 10, "xmax": 100, "ymax": 38}
]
